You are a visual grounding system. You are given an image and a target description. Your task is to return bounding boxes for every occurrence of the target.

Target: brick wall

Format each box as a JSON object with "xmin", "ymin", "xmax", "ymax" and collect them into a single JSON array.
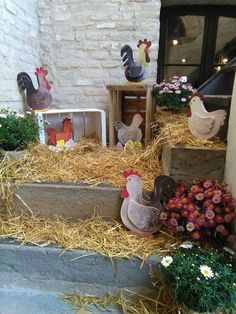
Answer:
[
  {"xmin": 38, "ymin": 0, "xmax": 161, "ymax": 110},
  {"xmin": 0, "ymin": 0, "xmax": 40, "ymax": 111}
]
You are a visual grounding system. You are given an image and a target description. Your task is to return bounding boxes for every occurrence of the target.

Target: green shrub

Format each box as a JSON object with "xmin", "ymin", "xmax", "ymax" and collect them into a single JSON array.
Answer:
[
  {"xmin": 160, "ymin": 242, "xmax": 236, "ymax": 312},
  {"xmin": 0, "ymin": 109, "xmax": 38, "ymax": 151}
]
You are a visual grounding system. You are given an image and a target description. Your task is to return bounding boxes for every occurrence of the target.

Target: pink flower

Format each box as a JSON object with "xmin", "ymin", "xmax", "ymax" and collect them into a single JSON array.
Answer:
[
  {"xmin": 204, "ymin": 188, "xmax": 214, "ymax": 198},
  {"xmin": 170, "ymin": 218, "xmax": 178, "ymax": 227},
  {"xmin": 206, "ymin": 209, "xmax": 215, "ymax": 220},
  {"xmin": 213, "ymin": 189, "xmax": 222, "ymax": 196},
  {"xmin": 191, "ymin": 230, "xmax": 201, "ymax": 240},
  {"xmin": 216, "ymin": 224, "xmax": 225, "ymax": 233},
  {"xmin": 214, "ymin": 206, "xmax": 222, "ymax": 214},
  {"xmin": 186, "ymin": 222, "xmax": 195, "ymax": 232},
  {"xmin": 225, "ymin": 213, "xmax": 235, "ymax": 223},
  {"xmin": 175, "ymin": 90, "xmax": 181, "ymax": 94},
  {"xmin": 215, "ymin": 214, "xmax": 225, "ymax": 224},
  {"xmin": 160, "ymin": 212, "xmax": 168, "ymax": 221},
  {"xmin": 195, "ymin": 193, "xmax": 204, "ymax": 201},
  {"xmin": 176, "ymin": 226, "xmax": 185, "ymax": 232},
  {"xmin": 212, "ymin": 195, "xmax": 221, "ymax": 204},
  {"xmin": 182, "ymin": 85, "xmax": 187, "ymax": 89},
  {"xmin": 181, "ymin": 210, "xmax": 188, "ymax": 218},
  {"xmin": 203, "ymin": 180, "xmax": 214, "ymax": 188}
]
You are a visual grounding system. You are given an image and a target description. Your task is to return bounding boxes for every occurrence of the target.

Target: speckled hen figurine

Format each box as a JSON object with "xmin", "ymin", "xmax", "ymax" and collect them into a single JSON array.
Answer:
[
  {"xmin": 113, "ymin": 113, "xmax": 143, "ymax": 145},
  {"xmin": 121, "ymin": 39, "xmax": 151, "ymax": 82},
  {"xmin": 120, "ymin": 171, "xmax": 176, "ymax": 236},
  {"xmin": 17, "ymin": 67, "xmax": 52, "ymax": 112}
]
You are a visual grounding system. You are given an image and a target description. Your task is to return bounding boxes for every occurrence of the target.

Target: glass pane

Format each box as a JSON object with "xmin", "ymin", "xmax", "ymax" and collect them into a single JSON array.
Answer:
[
  {"xmin": 214, "ymin": 16, "xmax": 236, "ymax": 69},
  {"xmin": 164, "ymin": 66, "xmax": 200, "ymax": 87},
  {"xmin": 165, "ymin": 15, "xmax": 205, "ymax": 64}
]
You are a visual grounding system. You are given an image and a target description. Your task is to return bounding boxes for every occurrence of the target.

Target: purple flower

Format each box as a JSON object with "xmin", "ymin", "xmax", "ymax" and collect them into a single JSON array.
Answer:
[
  {"xmin": 186, "ymin": 222, "xmax": 195, "ymax": 232},
  {"xmin": 206, "ymin": 209, "xmax": 215, "ymax": 220}
]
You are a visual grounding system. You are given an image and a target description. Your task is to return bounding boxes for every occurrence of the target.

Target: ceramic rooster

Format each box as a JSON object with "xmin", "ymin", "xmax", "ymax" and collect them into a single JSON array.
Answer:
[
  {"xmin": 121, "ymin": 39, "xmax": 151, "ymax": 82},
  {"xmin": 47, "ymin": 118, "xmax": 73, "ymax": 146},
  {"xmin": 120, "ymin": 171, "xmax": 176, "ymax": 236},
  {"xmin": 113, "ymin": 113, "xmax": 143, "ymax": 145},
  {"xmin": 188, "ymin": 92, "xmax": 227, "ymax": 139},
  {"xmin": 17, "ymin": 67, "xmax": 52, "ymax": 112}
]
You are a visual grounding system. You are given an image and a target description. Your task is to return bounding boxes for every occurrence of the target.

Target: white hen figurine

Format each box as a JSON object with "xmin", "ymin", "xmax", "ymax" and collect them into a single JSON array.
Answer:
[
  {"xmin": 113, "ymin": 113, "xmax": 143, "ymax": 145},
  {"xmin": 188, "ymin": 93, "xmax": 226, "ymax": 140},
  {"xmin": 120, "ymin": 170, "xmax": 161, "ymax": 236}
]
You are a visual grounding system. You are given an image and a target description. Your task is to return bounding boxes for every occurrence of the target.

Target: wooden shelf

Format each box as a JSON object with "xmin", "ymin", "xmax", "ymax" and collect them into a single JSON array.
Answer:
[{"xmin": 107, "ymin": 84, "xmax": 155, "ymax": 146}]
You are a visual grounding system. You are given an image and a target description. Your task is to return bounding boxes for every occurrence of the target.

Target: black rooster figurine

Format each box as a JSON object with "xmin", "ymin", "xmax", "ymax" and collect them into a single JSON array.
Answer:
[{"xmin": 121, "ymin": 39, "xmax": 151, "ymax": 83}]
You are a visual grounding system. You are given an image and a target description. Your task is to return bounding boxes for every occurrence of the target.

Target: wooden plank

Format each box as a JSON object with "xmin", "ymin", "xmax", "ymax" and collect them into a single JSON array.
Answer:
[
  {"xmin": 109, "ymin": 90, "xmax": 115, "ymax": 146},
  {"xmin": 145, "ymin": 85, "xmax": 153, "ymax": 145},
  {"xmin": 107, "ymin": 84, "xmax": 148, "ymax": 91}
]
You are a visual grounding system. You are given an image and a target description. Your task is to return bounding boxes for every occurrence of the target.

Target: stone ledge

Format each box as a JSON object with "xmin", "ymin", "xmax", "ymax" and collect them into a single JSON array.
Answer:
[{"xmin": 0, "ymin": 239, "xmax": 160, "ymax": 295}]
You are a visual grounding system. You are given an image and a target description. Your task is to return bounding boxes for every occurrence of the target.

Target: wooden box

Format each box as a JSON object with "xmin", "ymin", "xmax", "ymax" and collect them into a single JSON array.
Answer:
[
  {"xmin": 106, "ymin": 84, "xmax": 155, "ymax": 146},
  {"xmin": 36, "ymin": 108, "xmax": 107, "ymax": 146}
]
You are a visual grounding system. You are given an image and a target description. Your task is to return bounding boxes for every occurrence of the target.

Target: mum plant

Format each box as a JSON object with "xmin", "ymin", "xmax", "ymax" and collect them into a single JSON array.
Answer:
[
  {"xmin": 152, "ymin": 76, "xmax": 196, "ymax": 111},
  {"xmin": 160, "ymin": 243, "xmax": 236, "ymax": 313},
  {"xmin": 160, "ymin": 178, "xmax": 236, "ymax": 241},
  {"xmin": 0, "ymin": 109, "xmax": 38, "ymax": 151}
]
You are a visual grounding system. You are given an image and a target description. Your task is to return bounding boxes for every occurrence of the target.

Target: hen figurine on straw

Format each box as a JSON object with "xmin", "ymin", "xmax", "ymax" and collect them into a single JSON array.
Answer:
[{"xmin": 120, "ymin": 170, "xmax": 176, "ymax": 236}]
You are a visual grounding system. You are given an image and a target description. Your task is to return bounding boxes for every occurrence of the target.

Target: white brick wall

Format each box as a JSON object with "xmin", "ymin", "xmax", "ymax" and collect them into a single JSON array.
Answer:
[
  {"xmin": 0, "ymin": 0, "xmax": 40, "ymax": 111},
  {"xmin": 38, "ymin": 0, "xmax": 161, "ymax": 110},
  {"xmin": 0, "ymin": 0, "xmax": 160, "ymax": 112}
]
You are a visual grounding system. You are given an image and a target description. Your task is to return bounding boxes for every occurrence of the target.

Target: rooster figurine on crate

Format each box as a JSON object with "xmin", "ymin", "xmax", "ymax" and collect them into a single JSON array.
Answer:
[
  {"xmin": 17, "ymin": 67, "xmax": 52, "ymax": 112},
  {"xmin": 120, "ymin": 170, "xmax": 176, "ymax": 236},
  {"xmin": 121, "ymin": 39, "xmax": 151, "ymax": 83}
]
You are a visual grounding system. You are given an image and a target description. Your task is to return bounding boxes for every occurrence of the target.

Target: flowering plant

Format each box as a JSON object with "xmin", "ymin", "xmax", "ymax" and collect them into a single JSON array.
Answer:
[
  {"xmin": 152, "ymin": 76, "xmax": 196, "ymax": 111},
  {"xmin": 160, "ymin": 178, "xmax": 236, "ymax": 241},
  {"xmin": 160, "ymin": 243, "xmax": 236, "ymax": 312}
]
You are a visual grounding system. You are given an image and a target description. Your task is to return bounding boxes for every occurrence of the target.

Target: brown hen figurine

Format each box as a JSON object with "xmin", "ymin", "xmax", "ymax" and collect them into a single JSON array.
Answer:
[{"xmin": 17, "ymin": 67, "xmax": 52, "ymax": 112}]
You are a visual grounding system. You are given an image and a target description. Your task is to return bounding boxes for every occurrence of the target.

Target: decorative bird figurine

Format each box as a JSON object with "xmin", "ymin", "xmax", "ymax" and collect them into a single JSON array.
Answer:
[
  {"xmin": 188, "ymin": 92, "xmax": 227, "ymax": 140},
  {"xmin": 121, "ymin": 39, "xmax": 151, "ymax": 83},
  {"xmin": 17, "ymin": 67, "xmax": 52, "ymax": 112},
  {"xmin": 113, "ymin": 113, "xmax": 143, "ymax": 146},
  {"xmin": 120, "ymin": 171, "xmax": 176, "ymax": 236}
]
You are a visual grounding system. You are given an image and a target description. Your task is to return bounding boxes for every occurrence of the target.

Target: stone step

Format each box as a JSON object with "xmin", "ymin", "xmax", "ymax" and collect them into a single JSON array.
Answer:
[{"xmin": 0, "ymin": 238, "xmax": 160, "ymax": 313}]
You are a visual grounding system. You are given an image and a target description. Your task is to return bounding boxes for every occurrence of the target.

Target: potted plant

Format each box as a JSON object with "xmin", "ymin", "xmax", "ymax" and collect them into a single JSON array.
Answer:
[
  {"xmin": 0, "ymin": 109, "xmax": 38, "ymax": 158},
  {"xmin": 152, "ymin": 76, "xmax": 196, "ymax": 111},
  {"xmin": 160, "ymin": 178, "xmax": 236, "ymax": 242},
  {"xmin": 160, "ymin": 242, "xmax": 236, "ymax": 313}
]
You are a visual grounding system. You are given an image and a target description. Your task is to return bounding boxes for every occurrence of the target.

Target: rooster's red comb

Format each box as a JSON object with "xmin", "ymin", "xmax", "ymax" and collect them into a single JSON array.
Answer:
[
  {"xmin": 137, "ymin": 38, "xmax": 152, "ymax": 48},
  {"xmin": 35, "ymin": 67, "xmax": 48, "ymax": 76},
  {"xmin": 189, "ymin": 92, "xmax": 204, "ymax": 102},
  {"xmin": 123, "ymin": 170, "xmax": 141, "ymax": 179}
]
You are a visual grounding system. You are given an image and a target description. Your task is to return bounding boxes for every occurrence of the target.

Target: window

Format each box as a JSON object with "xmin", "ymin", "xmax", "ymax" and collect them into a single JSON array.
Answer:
[{"xmin": 157, "ymin": 5, "xmax": 236, "ymax": 87}]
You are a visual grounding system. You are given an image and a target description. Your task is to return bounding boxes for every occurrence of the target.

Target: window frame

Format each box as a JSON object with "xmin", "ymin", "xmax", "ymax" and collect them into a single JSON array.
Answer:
[{"xmin": 157, "ymin": 5, "xmax": 236, "ymax": 86}]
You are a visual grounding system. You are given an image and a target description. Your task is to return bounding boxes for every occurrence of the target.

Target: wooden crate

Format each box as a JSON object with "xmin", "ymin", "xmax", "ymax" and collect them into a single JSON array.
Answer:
[
  {"xmin": 36, "ymin": 108, "xmax": 107, "ymax": 146},
  {"xmin": 106, "ymin": 84, "xmax": 155, "ymax": 146}
]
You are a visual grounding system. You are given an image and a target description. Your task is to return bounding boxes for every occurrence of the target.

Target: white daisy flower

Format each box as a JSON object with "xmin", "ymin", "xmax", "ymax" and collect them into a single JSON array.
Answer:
[
  {"xmin": 161, "ymin": 256, "xmax": 173, "ymax": 267},
  {"xmin": 180, "ymin": 241, "xmax": 193, "ymax": 249},
  {"xmin": 200, "ymin": 265, "xmax": 214, "ymax": 279}
]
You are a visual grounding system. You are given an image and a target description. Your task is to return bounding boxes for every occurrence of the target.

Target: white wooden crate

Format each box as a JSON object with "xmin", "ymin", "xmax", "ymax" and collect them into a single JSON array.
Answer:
[{"xmin": 36, "ymin": 108, "xmax": 107, "ymax": 146}]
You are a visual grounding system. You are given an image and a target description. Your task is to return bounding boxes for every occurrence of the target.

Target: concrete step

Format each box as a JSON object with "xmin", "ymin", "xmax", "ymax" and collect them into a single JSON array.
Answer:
[{"xmin": 0, "ymin": 238, "xmax": 160, "ymax": 313}]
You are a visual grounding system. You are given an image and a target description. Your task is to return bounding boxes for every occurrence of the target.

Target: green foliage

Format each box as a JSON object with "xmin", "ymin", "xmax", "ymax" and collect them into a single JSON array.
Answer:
[
  {"xmin": 0, "ymin": 109, "xmax": 38, "ymax": 151},
  {"xmin": 160, "ymin": 244, "xmax": 236, "ymax": 312},
  {"xmin": 152, "ymin": 76, "xmax": 196, "ymax": 111}
]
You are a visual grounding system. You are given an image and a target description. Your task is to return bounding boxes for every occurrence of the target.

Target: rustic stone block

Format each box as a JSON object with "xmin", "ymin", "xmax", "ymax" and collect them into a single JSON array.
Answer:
[
  {"xmin": 162, "ymin": 142, "xmax": 226, "ymax": 186},
  {"xmin": 13, "ymin": 182, "xmax": 122, "ymax": 219}
]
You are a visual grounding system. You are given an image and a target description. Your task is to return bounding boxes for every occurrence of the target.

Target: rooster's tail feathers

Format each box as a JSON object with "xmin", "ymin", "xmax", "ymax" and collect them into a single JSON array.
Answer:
[
  {"xmin": 121, "ymin": 45, "xmax": 134, "ymax": 67},
  {"xmin": 17, "ymin": 72, "xmax": 37, "ymax": 95},
  {"xmin": 153, "ymin": 176, "xmax": 176, "ymax": 204}
]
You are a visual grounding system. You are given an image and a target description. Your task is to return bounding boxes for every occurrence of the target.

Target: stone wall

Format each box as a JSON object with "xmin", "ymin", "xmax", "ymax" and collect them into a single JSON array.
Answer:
[
  {"xmin": 0, "ymin": 0, "xmax": 40, "ymax": 112},
  {"xmin": 38, "ymin": 0, "xmax": 160, "ymax": 110}
]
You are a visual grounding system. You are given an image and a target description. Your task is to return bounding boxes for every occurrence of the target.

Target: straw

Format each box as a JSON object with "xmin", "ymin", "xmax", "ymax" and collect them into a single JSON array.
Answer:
[
  {"xmin": 152, "ymin": 109, "xmax": 226, "ymax": 149},
  {"xmin": 0, "ymin": 214, "xmax": 182, "ymax": 260}
]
